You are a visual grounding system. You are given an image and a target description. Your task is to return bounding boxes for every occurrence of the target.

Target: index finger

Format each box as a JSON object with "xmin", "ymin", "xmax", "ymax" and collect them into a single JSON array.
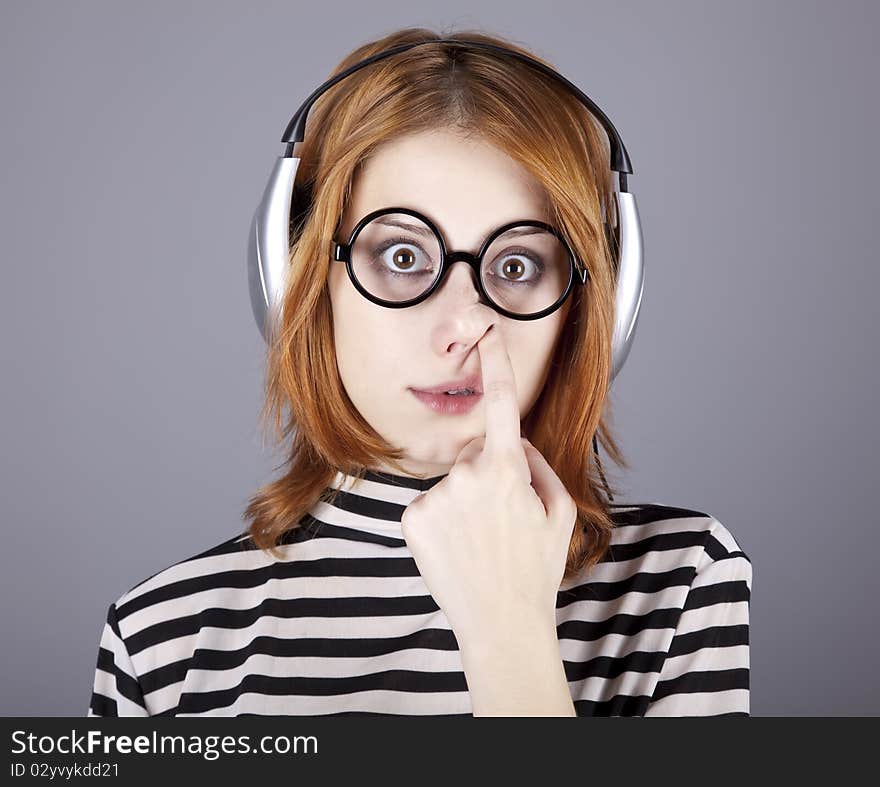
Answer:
[{"xmin": 477, "ymin": 324, "xmax": 522, "ymax": 455}]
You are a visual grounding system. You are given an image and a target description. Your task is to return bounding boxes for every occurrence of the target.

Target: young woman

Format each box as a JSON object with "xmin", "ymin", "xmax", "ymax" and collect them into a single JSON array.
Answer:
[{"xmin": 88, "ymin": 27, "xmax": 752, "ymax": 717}]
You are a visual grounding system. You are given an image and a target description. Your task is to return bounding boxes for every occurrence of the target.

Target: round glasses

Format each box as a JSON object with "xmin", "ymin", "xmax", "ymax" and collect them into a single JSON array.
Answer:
[{"xmin": 332, "ymin": 207, "xmax": 589, "ymax": 320}]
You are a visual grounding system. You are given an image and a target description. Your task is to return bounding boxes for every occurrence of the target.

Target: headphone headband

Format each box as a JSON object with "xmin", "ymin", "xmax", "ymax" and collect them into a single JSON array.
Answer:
[{"xmin": 279, "ymin": 38, "xmax": 632, "ymax": 183}]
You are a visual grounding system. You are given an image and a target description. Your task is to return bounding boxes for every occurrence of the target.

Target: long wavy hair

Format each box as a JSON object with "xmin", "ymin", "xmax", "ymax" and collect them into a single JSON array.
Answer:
[{"xmin": 243, "ymin": 26, "xmax": 632, "ymax": 580}]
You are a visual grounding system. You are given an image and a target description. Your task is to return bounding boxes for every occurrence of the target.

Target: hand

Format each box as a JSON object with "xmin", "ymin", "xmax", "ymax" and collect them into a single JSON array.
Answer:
[{"xmin": 399, "ymin": 324, "xmax": 578, "ymax": 649}]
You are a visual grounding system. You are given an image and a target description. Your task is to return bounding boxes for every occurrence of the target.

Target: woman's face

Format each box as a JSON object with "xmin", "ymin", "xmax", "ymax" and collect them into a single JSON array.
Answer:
[{"xmin": 328, "ymin": 127, "xmax": 572, "ymax": 477}]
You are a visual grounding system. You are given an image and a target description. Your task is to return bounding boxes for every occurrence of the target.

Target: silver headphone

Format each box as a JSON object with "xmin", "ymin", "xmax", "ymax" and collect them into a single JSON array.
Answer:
[{"xmin": 247, "ymin": 38, "xmax": 644, "ymax": 386}]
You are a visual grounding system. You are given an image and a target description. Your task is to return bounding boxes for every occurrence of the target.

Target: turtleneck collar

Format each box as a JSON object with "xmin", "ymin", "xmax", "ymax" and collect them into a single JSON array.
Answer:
[
  {"xmin": 357, "ymin": 467, "xmax": 449, "ymax": 492},
  {"xmin": 307, "ymin": 466, "xmax": 450, "ymax": 536}
]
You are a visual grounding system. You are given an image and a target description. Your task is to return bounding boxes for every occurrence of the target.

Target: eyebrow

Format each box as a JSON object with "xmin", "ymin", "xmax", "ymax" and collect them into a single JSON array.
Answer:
[
  {"xmin": 373, "ymin": 216, "xmax": 549, "ymax": 242},
  {"xmin": 373, "ymin": 217, "xmax": 436, "ymax": 237}
]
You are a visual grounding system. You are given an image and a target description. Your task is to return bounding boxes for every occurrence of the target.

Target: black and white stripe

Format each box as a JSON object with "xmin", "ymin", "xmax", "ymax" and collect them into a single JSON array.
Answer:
[{"xmin": 88, "ymin": 469, "xmax": 751, "ymax": 717}]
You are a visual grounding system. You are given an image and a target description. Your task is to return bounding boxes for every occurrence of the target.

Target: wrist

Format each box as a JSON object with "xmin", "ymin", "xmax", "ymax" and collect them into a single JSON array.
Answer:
[
  {"xmin": 457, "ymin": 608, "xmax": 561, "ymax": 669},
  {"xmin": 455, "ymin": 612, "xmax": 574, "ymax": 717}
]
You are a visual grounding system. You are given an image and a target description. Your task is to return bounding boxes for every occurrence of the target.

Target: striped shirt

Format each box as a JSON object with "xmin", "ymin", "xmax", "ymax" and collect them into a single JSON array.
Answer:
[{"xmin": 88, "ymin": 468, "xmax": 752, "ymax": 717}]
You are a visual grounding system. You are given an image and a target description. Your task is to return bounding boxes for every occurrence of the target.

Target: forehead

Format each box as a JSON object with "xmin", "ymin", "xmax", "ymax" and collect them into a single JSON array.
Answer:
[{"xmin": 343, "ymin": 128, "xmax": 551, "ymax": 246}]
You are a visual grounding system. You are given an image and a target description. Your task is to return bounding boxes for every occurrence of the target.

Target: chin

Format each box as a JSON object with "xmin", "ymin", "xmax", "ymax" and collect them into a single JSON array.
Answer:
[{"xmin": 421, "ymin": 429, "xmax": 481, "ymax": 460}]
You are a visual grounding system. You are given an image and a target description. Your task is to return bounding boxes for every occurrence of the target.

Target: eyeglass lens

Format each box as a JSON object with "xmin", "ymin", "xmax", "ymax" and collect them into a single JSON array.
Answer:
[{"xmin": 348, "ymin": 212, "xmax": 571, "ymax": 316}]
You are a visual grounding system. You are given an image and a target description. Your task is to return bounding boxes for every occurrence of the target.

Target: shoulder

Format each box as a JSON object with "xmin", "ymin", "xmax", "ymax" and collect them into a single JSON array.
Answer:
[
  {"xmin": 607, "ymin": 501, "xmax": 752, "ymax": 588},
  {"xmin": 105, "ymin": 530, "xmax": 268, "ymax": 635},
  {"xmin": 609, "ymin": 504, "xmax": 753, "ymax": 716}
]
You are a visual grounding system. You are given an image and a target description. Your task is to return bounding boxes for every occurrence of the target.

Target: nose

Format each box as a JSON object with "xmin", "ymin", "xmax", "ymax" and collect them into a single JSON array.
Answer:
[
  {"xmin": 431, "ymin": 260, "xmax": 498, "ymax": 354},
  {"xmin": 436, "ymin": 255, "xmax": 487, "ymax": 306}
]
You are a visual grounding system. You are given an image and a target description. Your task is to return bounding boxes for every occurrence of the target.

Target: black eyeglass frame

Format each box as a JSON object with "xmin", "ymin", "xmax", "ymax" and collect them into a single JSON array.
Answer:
[{"xmin": 332, "ymin": 206, "xmax": 590, "ymax": 321}]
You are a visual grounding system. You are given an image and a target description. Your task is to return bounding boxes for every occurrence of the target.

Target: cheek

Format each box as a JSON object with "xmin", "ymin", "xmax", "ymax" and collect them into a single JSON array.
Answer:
[
  {"xmin": 330, "ymin": 266, "xmax": 376, "ymax": 346},
  {"xmin": 331, "ymin": 297, "xmax": 410, "ymax": 399},
  {"xmin": 330, "ymin": 276, "xmax": 372, "ymax": 388},
  {"xmin": 510, "ymin": 323, "xmax": 563, "ymax": 393}
]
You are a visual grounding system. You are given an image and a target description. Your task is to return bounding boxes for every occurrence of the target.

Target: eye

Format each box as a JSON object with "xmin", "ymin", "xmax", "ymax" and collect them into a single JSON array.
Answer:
[
  {"xmin": 487, "ymin": 248, "xmax": 545, "ymax": 285},
  {"xmin": 373, "ymin": 238, "xmax": 436, "ymax": 276}
]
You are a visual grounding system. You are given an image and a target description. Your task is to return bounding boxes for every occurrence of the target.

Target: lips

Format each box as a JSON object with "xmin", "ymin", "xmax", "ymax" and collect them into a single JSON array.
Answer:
[
  {"xmin": 410, "ymin": 373, "xmax": 483, "ymax": 395},
  {"xmin": 409, "ymin": 386, "xmax": 483, "ymax": 415}
]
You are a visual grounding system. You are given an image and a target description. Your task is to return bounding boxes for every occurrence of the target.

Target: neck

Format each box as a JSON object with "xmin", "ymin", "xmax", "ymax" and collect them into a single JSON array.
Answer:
[{"xmin": 367, "ymin": 458, "xmax": 453, "ymax": 480}]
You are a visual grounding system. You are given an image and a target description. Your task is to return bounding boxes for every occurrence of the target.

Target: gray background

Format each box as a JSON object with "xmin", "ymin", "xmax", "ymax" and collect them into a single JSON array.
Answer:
[{"xmin": 1, "ymin": 0, "xmax": 876, "ymax": 716}]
